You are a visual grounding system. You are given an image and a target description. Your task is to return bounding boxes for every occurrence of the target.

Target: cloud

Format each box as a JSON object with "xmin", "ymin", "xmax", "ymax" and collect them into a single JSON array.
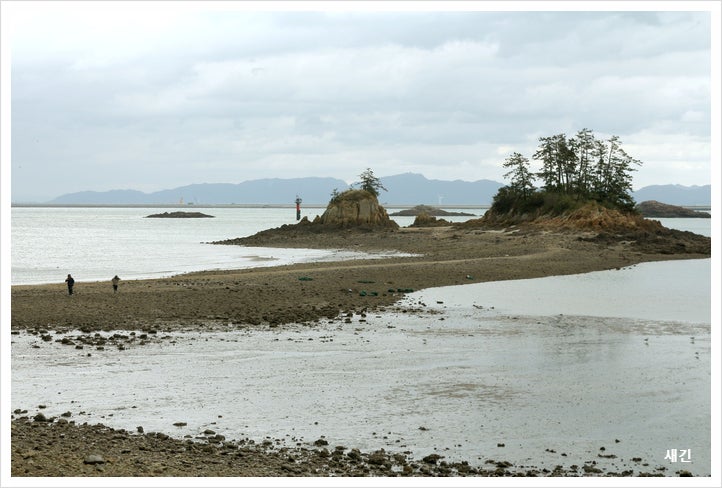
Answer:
[{"xmin": 4, "ymin": 5, "xmax": 714, "ymax": 201}]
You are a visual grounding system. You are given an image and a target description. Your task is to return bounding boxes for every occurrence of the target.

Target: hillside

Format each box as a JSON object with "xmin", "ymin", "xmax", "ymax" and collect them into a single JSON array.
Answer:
[
  {"xmin": 632, "ymin": 184, "xmax": 710, "ymax": 206},
  {"xmin": 41, "ymin": 175, "xmax": 710, "ymax": 207}
]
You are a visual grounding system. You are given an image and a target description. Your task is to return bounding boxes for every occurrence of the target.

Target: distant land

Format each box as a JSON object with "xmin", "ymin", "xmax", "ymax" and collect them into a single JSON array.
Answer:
[{"xmin": 29, "ymin": 174, "xmax": 711, "ymax": 207}]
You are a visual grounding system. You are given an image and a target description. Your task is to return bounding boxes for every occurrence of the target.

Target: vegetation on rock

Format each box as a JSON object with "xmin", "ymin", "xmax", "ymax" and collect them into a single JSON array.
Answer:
[
  {"xmin": 355, "ymin": 168, "xmax": 387, "ymax": 197},
  {"xmin": 486, "ymin": 129, "xmax": 643, "ymax": 226}
]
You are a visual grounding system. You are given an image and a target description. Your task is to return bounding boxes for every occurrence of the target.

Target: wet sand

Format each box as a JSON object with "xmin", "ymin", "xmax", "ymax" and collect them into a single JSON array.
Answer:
[{"xmin": 9, "ymin": 224, "xmax": 711, "ymax": 478}]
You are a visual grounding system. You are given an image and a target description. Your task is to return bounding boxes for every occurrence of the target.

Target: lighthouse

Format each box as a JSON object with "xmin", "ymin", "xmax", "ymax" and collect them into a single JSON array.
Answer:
[{"xmin": 295, "ymin": 195, "xmax": 302, "ymax": 220}]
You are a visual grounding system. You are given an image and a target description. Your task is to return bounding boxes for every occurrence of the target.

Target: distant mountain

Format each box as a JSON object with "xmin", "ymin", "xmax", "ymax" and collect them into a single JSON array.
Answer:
[
  {"xmin": 49, "ymin": 177, "xmax": 349, "ymax": 206},
  {"xmin": 47, "ymin": 174, "xmax": 505, "ymax": 206},
  {"xmin": 632, "ymin": 184, "xmax": 711, "ymax": 207},
  {"xmin": 378, "ymin": 173, "xmax": 503, "ymax": 206},
  {"xmin": 44, "ymin": 176, "xmax": 710, "ymax": 207}
]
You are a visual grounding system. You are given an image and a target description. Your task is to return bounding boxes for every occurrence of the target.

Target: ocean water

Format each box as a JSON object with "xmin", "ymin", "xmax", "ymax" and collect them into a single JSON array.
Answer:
[{"xmin": 10, "ymin": 206, "xmax": 439, "ymax": 286}]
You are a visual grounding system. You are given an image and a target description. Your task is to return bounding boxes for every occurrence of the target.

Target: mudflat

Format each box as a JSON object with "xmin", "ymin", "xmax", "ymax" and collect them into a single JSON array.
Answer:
[
  {"xmin": 10, "ymin": 223, "xmax": 711, "ymax": 477},
  {"xmin": 10, "ymin": 224, "xmax": 709, "ymax": 334}
]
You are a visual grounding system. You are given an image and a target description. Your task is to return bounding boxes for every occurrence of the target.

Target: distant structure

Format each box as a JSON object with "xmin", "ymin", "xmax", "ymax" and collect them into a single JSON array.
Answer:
[{"xmin": 295, "ymin": 195, "xmax": 302, "ymax": 220}]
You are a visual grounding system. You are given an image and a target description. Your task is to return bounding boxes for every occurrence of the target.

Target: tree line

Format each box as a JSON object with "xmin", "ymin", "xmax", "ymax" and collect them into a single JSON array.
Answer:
[{"xmin": 498, "ymin": 128, "xmax": 642, "ymax": 213}]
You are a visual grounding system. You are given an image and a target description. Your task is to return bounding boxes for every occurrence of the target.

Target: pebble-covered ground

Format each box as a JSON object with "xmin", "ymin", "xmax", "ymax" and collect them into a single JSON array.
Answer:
[{"xmin": 12, "ymin": 416, "xmax": 694, "ymax": 477}]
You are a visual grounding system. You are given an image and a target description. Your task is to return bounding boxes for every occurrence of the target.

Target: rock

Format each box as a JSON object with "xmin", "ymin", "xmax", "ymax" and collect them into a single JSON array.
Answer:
[
  {"xmin": 410, "ymin": 213, "xmax": 452, "ymax": 227},
  {"xmin": 367, "ymin": 450, "xmax": 388, "ymax": 466},
  {"xmin": 318, "ymin": 190, "xmax": 398, "ymax": 228},
  {"xmin": 83, "ymin": 454, "xmax": 105, "ymax": 465},
  {"xmin": 422, "ymin": 454, "xmax": 442, "ymax": 464}
]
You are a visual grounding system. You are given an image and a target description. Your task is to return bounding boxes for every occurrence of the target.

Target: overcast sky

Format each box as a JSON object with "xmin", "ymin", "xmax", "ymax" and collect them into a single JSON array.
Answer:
[{"xmin": 2, "ymin": 2, "xmax": 717, "ymax": 202}]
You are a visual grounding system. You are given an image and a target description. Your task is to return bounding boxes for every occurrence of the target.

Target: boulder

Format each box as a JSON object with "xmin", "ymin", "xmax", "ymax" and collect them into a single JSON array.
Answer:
[{"xmin": 410, "ymin": 212, "xmax": 452, "ymax": 227}]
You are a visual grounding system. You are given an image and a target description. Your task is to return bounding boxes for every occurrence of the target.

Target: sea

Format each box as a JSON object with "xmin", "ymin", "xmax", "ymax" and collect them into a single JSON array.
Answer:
[
  {"xmin": 9, "ymin": 206, "xmax": 482, "ymax": 286},
  {"xmin": 7, "ymin": 206, "xmax": 717, "ymax": 477}
]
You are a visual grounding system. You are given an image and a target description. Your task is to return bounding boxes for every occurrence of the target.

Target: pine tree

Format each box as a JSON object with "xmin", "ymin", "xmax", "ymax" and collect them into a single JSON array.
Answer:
[
  {"xmin": 502, "ymin": 152, "xmax": 535, "ymax": 198},
  {"xmin": 356, "ymin": 168, "xmax": 387, "ymax": 197}
]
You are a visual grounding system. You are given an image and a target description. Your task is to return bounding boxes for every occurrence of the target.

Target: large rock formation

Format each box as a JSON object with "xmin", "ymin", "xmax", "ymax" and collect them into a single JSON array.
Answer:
[{"xmin": 314, "ymin": 190, "xmax": 398, "ymax": 229}]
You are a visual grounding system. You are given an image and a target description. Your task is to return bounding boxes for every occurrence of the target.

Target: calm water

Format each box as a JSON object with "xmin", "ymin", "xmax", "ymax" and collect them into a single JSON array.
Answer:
[
  {"xmin": 10, "ymin": 206, "xmax": 450, "ymax": 285},
  {"xmin": 9, "ymin": 206, "xmax": 709, "ymax": 286}
]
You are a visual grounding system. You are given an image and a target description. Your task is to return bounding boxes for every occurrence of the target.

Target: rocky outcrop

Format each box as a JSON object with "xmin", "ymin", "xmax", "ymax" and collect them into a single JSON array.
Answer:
[
  {"xmin": 145, "ymin": 212, "xmax": 214, "ymax": 218},
  {"xmin": 635, "ymin": 200, "xmax": 710, "ymax": 218},
  {"xmin": 390, "ymin": 205, "xmax": 475, "ymax": 217},
  {"xmin": 314, "ymin": 190, "xmax": 398, "ymax": 229},
  {"xmin": 410, "ymin": 213, "xmax": 452, "ymax": 227},
  {"xmin": 469, "ymin": 201, "xmax": 657, "ymax": 232},
  {"xmin": 462, "ymin": 200, "xmax": 710, "ymax": 255}
]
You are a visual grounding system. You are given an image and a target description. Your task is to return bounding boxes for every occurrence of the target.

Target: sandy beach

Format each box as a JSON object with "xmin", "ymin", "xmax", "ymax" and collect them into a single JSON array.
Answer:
[{"xmin": 9, "ymin": 223, "xmax": 711, "ymax": 477}]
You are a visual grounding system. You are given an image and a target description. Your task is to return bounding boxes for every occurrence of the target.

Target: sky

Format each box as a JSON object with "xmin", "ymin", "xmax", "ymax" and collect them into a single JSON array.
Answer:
[{"xmin": 2, "ymin": 1, "xmax": 719, "ymax": 202}]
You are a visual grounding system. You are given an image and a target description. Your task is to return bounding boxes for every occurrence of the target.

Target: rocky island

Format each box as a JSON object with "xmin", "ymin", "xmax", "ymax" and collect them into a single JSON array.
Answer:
[
  {"xmin": 635, "ymin": 200, "xmax": 710, "ymax": 218},
  {"xmin": 145, "ymin": 211, "xmax": 215, "ymax": 218},
  {"xmin": 389, "ymin": 205, "xmax": 476, "ymax": 217}
]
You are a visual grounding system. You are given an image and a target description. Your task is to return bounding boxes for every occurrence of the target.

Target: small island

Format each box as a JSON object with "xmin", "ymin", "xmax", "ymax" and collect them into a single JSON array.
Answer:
[
  {"xmin": 635, "ymin": 200, "xmax": 710, "ymax": 218},
  {"xmin": 145, "ymin": 211, "xmax": 215, "ymax": 218},
  {"xmin": 389, "ymin": 205, "xmax": 476, "ymax": 217}
]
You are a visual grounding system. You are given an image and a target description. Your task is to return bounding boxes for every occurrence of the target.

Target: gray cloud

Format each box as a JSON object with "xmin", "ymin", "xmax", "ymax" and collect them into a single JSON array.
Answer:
[{"xmin": 5, "ymin": 5, "xmax": 713, "ymax": 202}]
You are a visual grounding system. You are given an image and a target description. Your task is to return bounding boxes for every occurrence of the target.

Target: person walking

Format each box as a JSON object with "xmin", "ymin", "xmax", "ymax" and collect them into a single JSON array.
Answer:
[
  {"xmin": 65, "ymin": 274, "xmax": 75, "ymax": 295},
  {"xmin": 111, "ymin": 275, "xmax": 120, "ymax": 293}
]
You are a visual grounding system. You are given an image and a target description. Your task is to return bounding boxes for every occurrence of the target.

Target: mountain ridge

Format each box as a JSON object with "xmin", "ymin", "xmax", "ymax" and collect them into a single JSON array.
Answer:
[{"xmin": 41, "ymin": 174, "xmax": 711, "ymax": 207}]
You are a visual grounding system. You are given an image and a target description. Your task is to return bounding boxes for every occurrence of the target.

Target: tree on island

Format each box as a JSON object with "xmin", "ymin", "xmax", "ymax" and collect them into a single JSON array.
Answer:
[
  {"xmin": 492, "ymin": 129, "xmax": 642, "ymax": 216},
  {"xmin": 502, "ymin": 152, "xmax": 535, "ymax": 199},
  {"xmin": 355, "ymin": 168, "xmax": 387, "ymax": 197}
]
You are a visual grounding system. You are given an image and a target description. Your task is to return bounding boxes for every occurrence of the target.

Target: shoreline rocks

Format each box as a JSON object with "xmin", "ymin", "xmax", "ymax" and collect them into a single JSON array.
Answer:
[{"xmin": 11, "ymin": 417, "xmax": 682, "ymax": 477}]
